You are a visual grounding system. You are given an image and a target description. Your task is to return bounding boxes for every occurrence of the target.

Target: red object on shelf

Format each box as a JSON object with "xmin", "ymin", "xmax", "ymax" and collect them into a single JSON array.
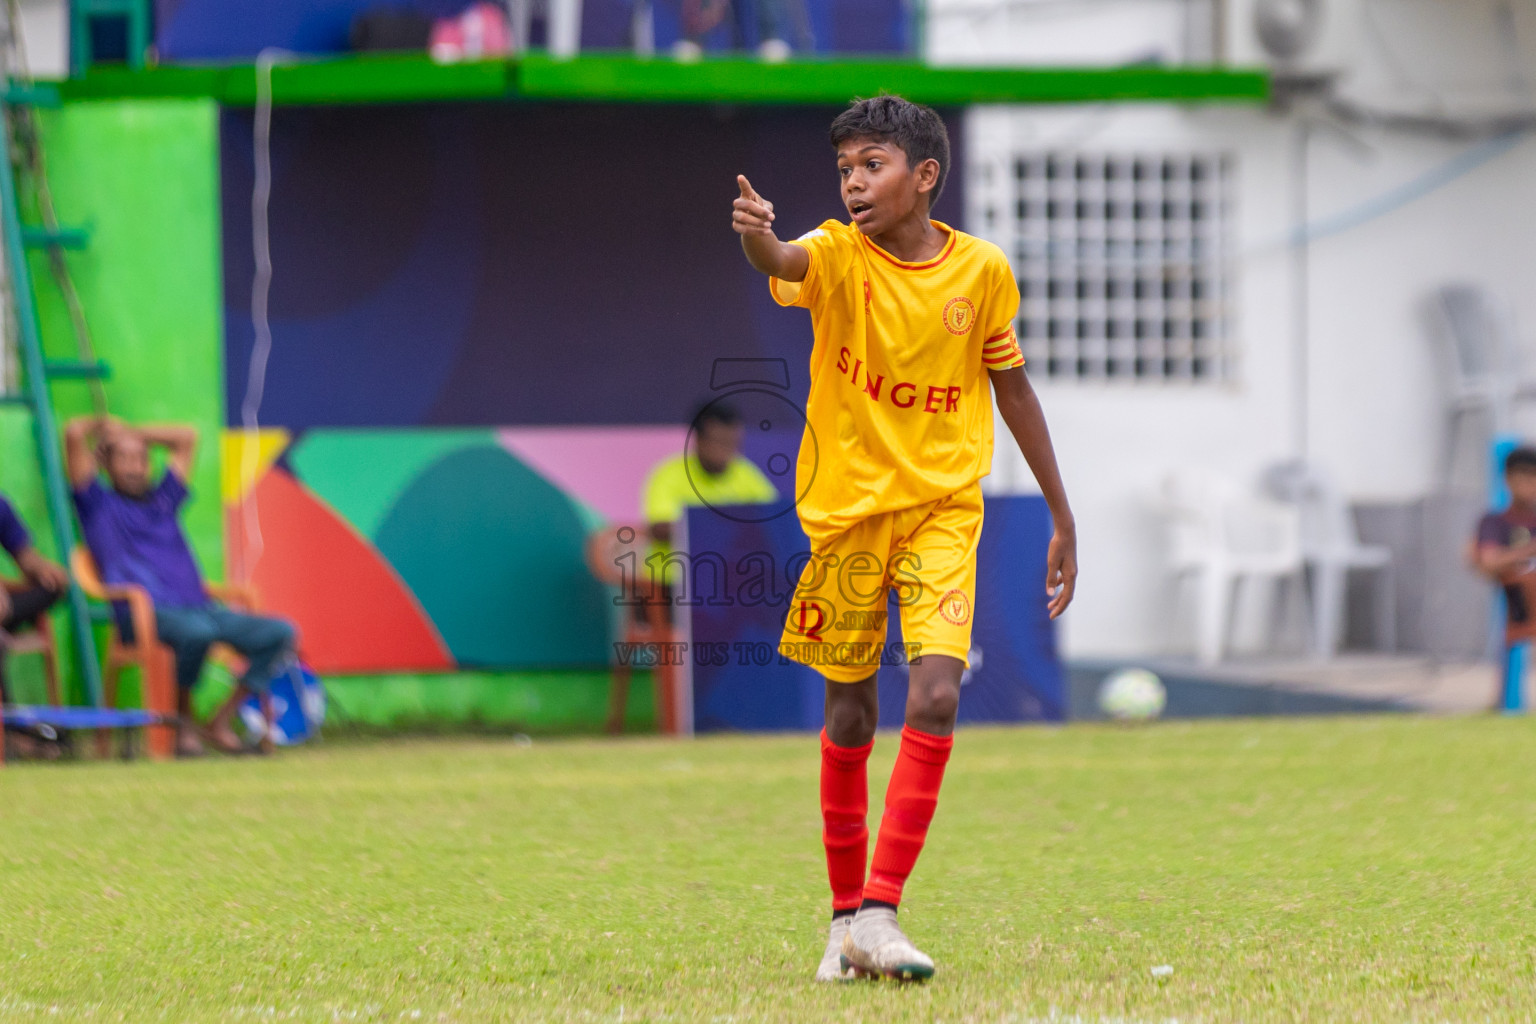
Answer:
[{"xmin": 429, "ymin": 2, "xmax": 512, "ymax": 63}]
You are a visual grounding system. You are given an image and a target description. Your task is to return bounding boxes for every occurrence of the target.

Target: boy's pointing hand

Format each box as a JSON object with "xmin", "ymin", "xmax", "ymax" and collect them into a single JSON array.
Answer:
[{"xmin": 733, "ymin": 175, "xmax": 777, "ymax": 236}]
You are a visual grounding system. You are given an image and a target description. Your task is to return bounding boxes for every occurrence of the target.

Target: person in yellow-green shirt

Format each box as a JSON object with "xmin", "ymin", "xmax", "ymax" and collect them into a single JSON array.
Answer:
[
  {"xmin": 642, "ymin": 401, "xmax": 778, "ymax": 577},
  {"xmin": 732, "ymin": 95, "xmax": 1077, "ymax": 983}
]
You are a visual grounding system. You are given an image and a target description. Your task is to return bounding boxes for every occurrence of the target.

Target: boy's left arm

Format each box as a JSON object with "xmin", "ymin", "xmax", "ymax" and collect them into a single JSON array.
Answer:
[
  {"xmin": 138, "ymin": 423, "xmax": 199, "ymax": 482},
  {"xmin": 1470, "ymin": 513, "xmax": 1536, "ymax": 579},
  {"xmin": 990, "ymin": 366, "xmax": 1077, "ymax": 618}
]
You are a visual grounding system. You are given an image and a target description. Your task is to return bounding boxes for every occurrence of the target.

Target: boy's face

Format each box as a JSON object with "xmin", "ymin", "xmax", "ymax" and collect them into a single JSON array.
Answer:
[
  {"xmin": 696, "ymin": 420, "xmax": 743, "ymax": 477},
  {"xmin": 104, "ymin": 434, "xmax": 151, "ymax": 497},
  {"xmin": 836, "ymin": 138, "xmax": 938, "ymax": 237},
  {"xmin": 1509, "ymin": 467, "xmax": 1536, "ymax": 509}
]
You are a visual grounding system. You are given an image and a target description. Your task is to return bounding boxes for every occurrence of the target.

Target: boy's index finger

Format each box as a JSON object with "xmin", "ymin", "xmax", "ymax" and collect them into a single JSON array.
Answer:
[{"xmin": 737, "ymin": 175, "xmax": 758, "ymax": 201}]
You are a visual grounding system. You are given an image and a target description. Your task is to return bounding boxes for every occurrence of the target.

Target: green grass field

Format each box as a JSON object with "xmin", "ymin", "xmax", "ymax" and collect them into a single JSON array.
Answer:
[{"xmin": 3, "ymin": 714, "xmax": 1536, "ymax": 1022}]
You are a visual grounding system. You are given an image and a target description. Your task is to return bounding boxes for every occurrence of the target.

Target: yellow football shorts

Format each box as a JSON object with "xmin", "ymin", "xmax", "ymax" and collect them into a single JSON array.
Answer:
[{"xmin": 779, "ymin": 483, "xmax": 983, "ymax": 683}]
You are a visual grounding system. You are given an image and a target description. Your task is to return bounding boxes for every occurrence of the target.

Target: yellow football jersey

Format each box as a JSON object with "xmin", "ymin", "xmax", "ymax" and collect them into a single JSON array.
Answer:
[{"xmin": 770, "ymin": 219, "xmax": 1023, "ymax": 537}]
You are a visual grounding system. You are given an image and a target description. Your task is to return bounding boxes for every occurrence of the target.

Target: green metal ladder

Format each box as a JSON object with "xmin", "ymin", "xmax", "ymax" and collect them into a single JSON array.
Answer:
[{"xmin": 0, "ymin": 77, "xmax": 107, "ymax": 707}]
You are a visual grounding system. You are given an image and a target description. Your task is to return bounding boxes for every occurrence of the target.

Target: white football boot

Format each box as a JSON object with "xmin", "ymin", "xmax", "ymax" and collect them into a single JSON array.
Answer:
[
  {"xmin": 840, "ymin": 906, "xmax": 935, "ymax": 981},
  {"xmin": 814, "ymin": 915, "xmax": 857, "ymax": 982}
]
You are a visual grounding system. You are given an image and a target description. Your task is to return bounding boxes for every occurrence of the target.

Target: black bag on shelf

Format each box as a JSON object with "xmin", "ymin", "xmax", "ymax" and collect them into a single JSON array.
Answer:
[{"xmin": 349, "ymin": 8, "xmax": 435, "ymax": 51}]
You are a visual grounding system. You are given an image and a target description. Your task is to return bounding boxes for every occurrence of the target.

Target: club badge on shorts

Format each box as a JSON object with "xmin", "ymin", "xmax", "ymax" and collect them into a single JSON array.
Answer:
[
  {"xmin": 938, "ymin": 588, "xmax": 971, "ymax": 626},
  {"xmin": 790, "ymin": 597, "xmax": 835, "ymax": 642}
]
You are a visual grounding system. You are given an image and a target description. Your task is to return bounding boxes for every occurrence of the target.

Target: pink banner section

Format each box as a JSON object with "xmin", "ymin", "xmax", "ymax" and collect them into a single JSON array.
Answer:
[{"xmin": 497, "ymin": 425, "xmax": 689, "ymax": 525}]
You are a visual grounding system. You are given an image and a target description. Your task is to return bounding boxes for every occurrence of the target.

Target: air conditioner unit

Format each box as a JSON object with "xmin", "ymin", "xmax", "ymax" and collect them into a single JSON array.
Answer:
[{"xmin": 1222, "ymin": 0, "xmax": 1360, "ymax": 81}]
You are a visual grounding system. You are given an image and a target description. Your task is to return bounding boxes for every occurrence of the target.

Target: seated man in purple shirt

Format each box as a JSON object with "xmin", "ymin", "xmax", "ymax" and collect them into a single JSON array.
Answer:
[
  {"xmin": 0, "ymin": 493, "xmax": 70, "ymax": 701},
  {"xmin": 65, "ymin": 416, "xmax": 296, "ymax": 756}
]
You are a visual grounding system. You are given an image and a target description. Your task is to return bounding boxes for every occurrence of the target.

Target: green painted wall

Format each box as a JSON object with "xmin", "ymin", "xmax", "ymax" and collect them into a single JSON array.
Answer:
[
  {"xmin": 28, "ymin": 99, "xmax": 228, "ymax": 574},
  {"xmin": 187, "ymin": 668, "xmax": 656, "ymax": 734},
  {"xmin": 319, "ymin": 670, "xmax": 653, "ymax": 733},
  {"xmin": 0, "ymin": 98, "xmax": 225, "ymax": 705}
]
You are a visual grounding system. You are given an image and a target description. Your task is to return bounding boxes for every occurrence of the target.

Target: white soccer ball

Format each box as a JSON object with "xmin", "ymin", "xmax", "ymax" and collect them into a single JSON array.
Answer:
[{"xmin": 1097, "ymin": 668, "xmax": 1167, "ymax": 721}]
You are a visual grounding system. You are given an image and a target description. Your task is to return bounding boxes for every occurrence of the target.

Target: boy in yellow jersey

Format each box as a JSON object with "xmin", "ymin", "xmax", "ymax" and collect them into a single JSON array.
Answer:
[{"xmin": 731, "ymin": 95, "xmax": 1077, "ymax": 982}]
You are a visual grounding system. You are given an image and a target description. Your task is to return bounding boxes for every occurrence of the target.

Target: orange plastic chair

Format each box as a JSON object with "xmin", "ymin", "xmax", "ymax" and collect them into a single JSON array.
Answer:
[
  {"xmin": 2, "ymin": 578, "xmax": 62, "ymax": 707},
  {"xmin": 71, "ymin": 547, "xmax": 273, "ymax": 759},
  {"xmin": 585, "ymin": 525, "xmax": 679, "ymax": 735}
]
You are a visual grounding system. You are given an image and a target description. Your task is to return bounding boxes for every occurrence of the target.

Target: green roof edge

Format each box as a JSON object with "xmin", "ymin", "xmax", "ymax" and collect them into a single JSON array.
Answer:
[{"xmin": 49, "ymin": 51, "xmax": 1270, "ymax": 107}]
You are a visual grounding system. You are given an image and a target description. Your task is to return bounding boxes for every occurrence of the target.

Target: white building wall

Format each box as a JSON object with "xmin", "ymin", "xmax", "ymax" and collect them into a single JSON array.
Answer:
[
  {"xmin": 18, "ymin": 0, "xmax": 68, "ymax": 79},
  {"xmin": 926, "ymin": 0, "xmax": 1196, "ymax": 66},
  {"xmin": 939, "ymin": 0, "xmax": 1536, "ymax": 658}
]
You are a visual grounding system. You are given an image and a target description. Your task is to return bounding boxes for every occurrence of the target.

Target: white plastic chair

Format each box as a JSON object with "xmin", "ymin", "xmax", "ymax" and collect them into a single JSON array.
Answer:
[
  {"xmin": 1430, "ymin": 285, "xmax": 1536, "ymax": 485},
  {"xmin": 1163, "ymin": 471, "xmax": 1308, "ymax": 665},
  {"xmin": 1264, "ymin": 461, "xmax": 1396, "ymax": 659}
]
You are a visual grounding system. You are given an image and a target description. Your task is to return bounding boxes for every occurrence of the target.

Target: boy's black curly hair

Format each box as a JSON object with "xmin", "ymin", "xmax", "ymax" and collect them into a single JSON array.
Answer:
[
  {"xmin": 829, "ymin": 95, "xmax": 951, "ymax": 210},
  {"xmin": 691, "ymin": 400, "xmax": 741, "ymax": 436},
  {"xmin": 1506, "ymin": 446, "xmax": 1536, "ymax": 475}
]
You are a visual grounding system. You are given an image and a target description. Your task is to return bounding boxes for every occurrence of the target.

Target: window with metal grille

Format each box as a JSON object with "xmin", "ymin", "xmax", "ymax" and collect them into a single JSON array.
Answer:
[{"xmin": 973, "ymin": 151, "xmax": 1235, "ymax": 383}]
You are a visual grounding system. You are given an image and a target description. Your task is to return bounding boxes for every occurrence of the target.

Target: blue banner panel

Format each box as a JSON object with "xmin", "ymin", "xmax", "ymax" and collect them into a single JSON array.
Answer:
[
  {"xmin": 220, "ymin": 102, "xmax": 964, "ymax": 431},
  {"xmin": 159, "ymin": 0, "xmax": 909, "ymax": 60},
  {"xmin": 159, "ymin": 0, "xmax": 469, "ymax": 60},
  {"xmin": 686, "ymin": 494, "xmax": 1065, "ymax": 732}
]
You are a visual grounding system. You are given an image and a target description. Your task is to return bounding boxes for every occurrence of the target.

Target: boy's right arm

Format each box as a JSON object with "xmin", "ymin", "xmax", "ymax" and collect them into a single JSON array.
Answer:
[
  {"xmin": 732, "ymin": 175, "xmax": 808, "ymax": 283},
  {"xmin": 63, "ymin": 416, "xmax": 103, "ymax": 490}
]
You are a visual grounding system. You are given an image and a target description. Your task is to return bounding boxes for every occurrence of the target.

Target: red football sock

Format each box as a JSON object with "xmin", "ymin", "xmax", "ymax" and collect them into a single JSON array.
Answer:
[
  {"xmin": 863, "ymin": 725, "xmax": 954, "ymax": 907},
  {"xmin": 821, "ymin": 729, "xmax": 873, "ymax": 913}
]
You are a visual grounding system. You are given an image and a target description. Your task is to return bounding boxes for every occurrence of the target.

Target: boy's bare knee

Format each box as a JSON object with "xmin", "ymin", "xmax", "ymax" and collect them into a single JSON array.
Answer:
[
  {"xmin": 825, "ymin": 675, "xmax": 878, "ymax": 747},
  {"xmin": 905, "ymin": 656, "xmax": 964, "ymax": 734},
  {"xmin": 906, "ymin": 685, "xmax": 959, "ymax": 734}
]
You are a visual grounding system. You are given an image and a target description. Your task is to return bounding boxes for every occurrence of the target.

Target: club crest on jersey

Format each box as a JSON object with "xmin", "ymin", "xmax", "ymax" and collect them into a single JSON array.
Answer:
[
  {"xmin": 938, "ymin": 588, "xmax": 971, "ymax": 626},
  {"xmin": 943, "ymin": 297, "xmax": 976, "ymax": 336}
]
